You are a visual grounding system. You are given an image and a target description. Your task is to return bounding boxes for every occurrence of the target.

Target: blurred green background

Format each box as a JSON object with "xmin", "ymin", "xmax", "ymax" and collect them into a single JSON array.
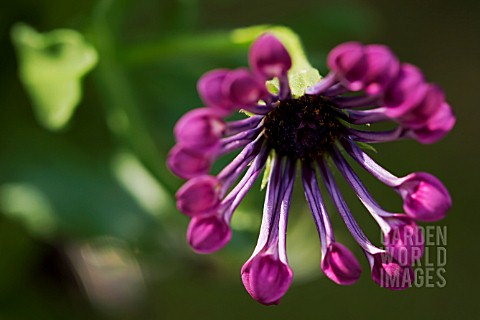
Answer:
[{"xmin": 0, "ymin": 0, "xmax": 479, "ymax": 319}]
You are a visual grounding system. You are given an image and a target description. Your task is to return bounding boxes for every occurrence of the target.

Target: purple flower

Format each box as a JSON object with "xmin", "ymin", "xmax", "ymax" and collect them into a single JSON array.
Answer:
[{"xmin": 167, "ymin": 34, "xmax": 454, "ymax": 304}]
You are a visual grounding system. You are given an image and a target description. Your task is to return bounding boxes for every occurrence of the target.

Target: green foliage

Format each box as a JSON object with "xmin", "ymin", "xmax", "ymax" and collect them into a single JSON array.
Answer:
[{"xmin": 11, "ymin": 24, "xmax": 97, "ymax": 130}]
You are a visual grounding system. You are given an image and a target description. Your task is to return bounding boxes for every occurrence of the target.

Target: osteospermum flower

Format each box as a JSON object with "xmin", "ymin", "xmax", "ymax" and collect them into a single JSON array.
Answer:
[{"xmin": 167, "ymin": 34, "xmax": 454, "ymax": 305}]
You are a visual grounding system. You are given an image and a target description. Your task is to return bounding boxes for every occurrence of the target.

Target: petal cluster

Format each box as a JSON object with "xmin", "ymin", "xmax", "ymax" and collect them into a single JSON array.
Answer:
[
  {"xmin": 167, "ymin": 33, "xmax": 454, "ymax": 305},
  {"xmin": 317, "ymin": 41, "xmax": 456, "ymax": 144}
]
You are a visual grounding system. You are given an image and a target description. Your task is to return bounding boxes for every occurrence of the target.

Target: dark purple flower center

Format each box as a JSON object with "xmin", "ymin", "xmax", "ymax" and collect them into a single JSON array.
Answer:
[{"xmin": 264, "ymin": 95, "xmax": 342, "ymax": 160}]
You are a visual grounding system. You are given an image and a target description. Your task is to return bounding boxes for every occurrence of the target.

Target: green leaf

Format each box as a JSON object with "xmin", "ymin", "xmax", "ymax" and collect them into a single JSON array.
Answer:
[
  {"xmin": 11, "ymin": 23, "xmax": 98, "ymax": 131},
  {"xmin": 232, "ymin": 25, "xmax": 321, "ymax": 97},
  {"xmin": 260, "ymin": 151, "xmax": 274, "ymax": 191}
]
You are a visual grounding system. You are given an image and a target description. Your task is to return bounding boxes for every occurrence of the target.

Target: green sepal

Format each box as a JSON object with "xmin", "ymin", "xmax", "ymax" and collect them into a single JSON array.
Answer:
[{"xmin": 356, "ymin": 141, "xmax": 377, "ymax": 153}]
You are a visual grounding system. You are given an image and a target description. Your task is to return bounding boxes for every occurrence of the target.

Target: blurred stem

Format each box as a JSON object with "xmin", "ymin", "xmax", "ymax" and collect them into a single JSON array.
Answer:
[
  {"xmin": 121, "ymin": 32, "xmax": 249, "ymax": 67},
  {"xmin": 87, "ymin": 0, "xmax": 177, "ymax": 195},
  {"xmin": 86, "ymin": 0, "xmax": 195, "ymax": 260}
]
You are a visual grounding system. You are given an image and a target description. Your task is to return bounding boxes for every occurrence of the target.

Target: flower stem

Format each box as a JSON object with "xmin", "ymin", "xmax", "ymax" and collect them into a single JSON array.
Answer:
[
  {"xmin": 87, "ymin": 0, "xmax": 177, "ymax": 195},
  {"xmin": 121, "ymin": 32, "xmax": 250, "ymax": 67}
]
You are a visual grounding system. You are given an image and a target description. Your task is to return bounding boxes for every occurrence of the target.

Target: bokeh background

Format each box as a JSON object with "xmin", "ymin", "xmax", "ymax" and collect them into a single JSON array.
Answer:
[{"xmin": 1, "ymin": 0, "xmax": 479, "ymax": 319}]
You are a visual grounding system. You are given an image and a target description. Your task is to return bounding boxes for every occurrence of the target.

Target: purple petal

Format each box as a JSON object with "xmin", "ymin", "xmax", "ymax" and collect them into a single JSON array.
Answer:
[
  {"xmin": 369, "ymin": 253, "xmax": 414, "ymax": 290},
  {"xmin": 383, "ymin": 63, "xmax": 426, "ymax": 118},
  {"xmin": 197, "ymin": 69, "xmax": 235, "ymax": 114},
  {"xmin": 241, "ymin": 254, "xmax": 293, "ymax": 305},
  {"xmin": 301, "ymin": 162, "xmax": 334, "ymax": 255},
  {"xmin": 363, "ymin": 44, "xmax": 400, "ymax": 95},
  {"xmin": 383, "ymin": 215, "xmax": 424, "ymax": 266},
  {"xmin": 319, "ymin": 159, "xmax": 382, "ymax": 254},
  {"xmin": 305, "ymin": 73, "xmax": 337, "ymax": 95},
  {"xmin": 342, "ymin": 139, "xmax": 402, "ymax": 187},
  {"xmin": 397, "ymin": 172, "xmax": 452, "ymax": 222},
  {"xmin": 249, "ymin": 33, "xmax": 292, "ymax": 80},
  {"xmin": 222, "ymin": 68, "xmax": 267, "ymax": 107},
  {"xmin": 410, "ymin": 102, "xmax": 456, "ymax": 144},
  {"xmin": 321, "ymin": 242, "xmax": 362, "ymax": 285},
  {"xmin": 327, "ymin": 41, "xmax": 368, "ymax": 91},
  {"xmin": 176, "ymin": 175, "xmax": 221, "ymax": 217},
  {"xmin": 220, "ymin": 145, "xmax": 271, "ymax": 222},
  {"xmin": 174, "ymin": 108, "xmax": 225, "ymax": 151},
  {"xmin": 167, "ymin": 145, "xmax": 212, "ymax": 179},
  {"xmin": 187, "ymin": 215, "xmax": 231, "ymax": 254},
  {"xmin": 399, "ymin": 84, "xmax": 445, "ymax": 129}
]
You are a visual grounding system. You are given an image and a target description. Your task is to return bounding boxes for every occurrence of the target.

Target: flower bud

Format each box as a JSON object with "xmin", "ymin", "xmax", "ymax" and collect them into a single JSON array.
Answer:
[
  {"xmin": 197, "ymin": 69, "xmax": 235, "ymax": 114},
  {"xmin": 223, "ymin": 68, "xmax": 266, "ymax": 107},
  {"xmin": 167, "ymin": 145, "xmax": 212, "ymax": 179},
  {"xmin": 369, "ymin": 253, "xmax": 414, "ymax": 290},
  {"xmin": 174, "ymin": 108, "xmax": 225, "ymax": 152},
  {"xmin": 399, "ymin": 84, "xmax": 445, "ymax": 129},
  {"xmin": 249, "ymin": 33, "xmax": 292, "ymax": 79},
  {"xmin": 411, "ymin": 102, "xmax": 456, "ymax": 144},
  {"xmin": 187, "ymin": 215, "xmax": 231, "ymax": 254},
  {"xmin": 176, "ymin": 175, "xmax": 221, "ymax": 217},
  {"xmin": 383, "ymin": 216, "xmax": 424, "ymax": 266},
  {"xmin": 397, "ymin": 172, "xmax": 451, "ymax": 222},
  {"xmin": 327, "ymin": 41, "xmax": 367, "ymax": 91},
  {"xmin": 241, "ymin": 254, "xmax": 293, "ymax": 305},
  {"xmin": 321, "ymin": 242, "xmax": 362, "ymax": 285},
  {"xmin": 363, "ymin": 44, "xmax": 400, "ymax": 95},
  {"xmin": 383, "ymin": 63, "xmax": 426, "ymax": 118}
]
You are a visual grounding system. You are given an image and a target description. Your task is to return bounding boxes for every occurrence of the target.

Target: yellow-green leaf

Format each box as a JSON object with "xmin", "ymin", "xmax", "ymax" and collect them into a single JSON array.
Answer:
[{"xmin": 11, "ymin": 23, "xmax": 98, "ymax": 130}]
